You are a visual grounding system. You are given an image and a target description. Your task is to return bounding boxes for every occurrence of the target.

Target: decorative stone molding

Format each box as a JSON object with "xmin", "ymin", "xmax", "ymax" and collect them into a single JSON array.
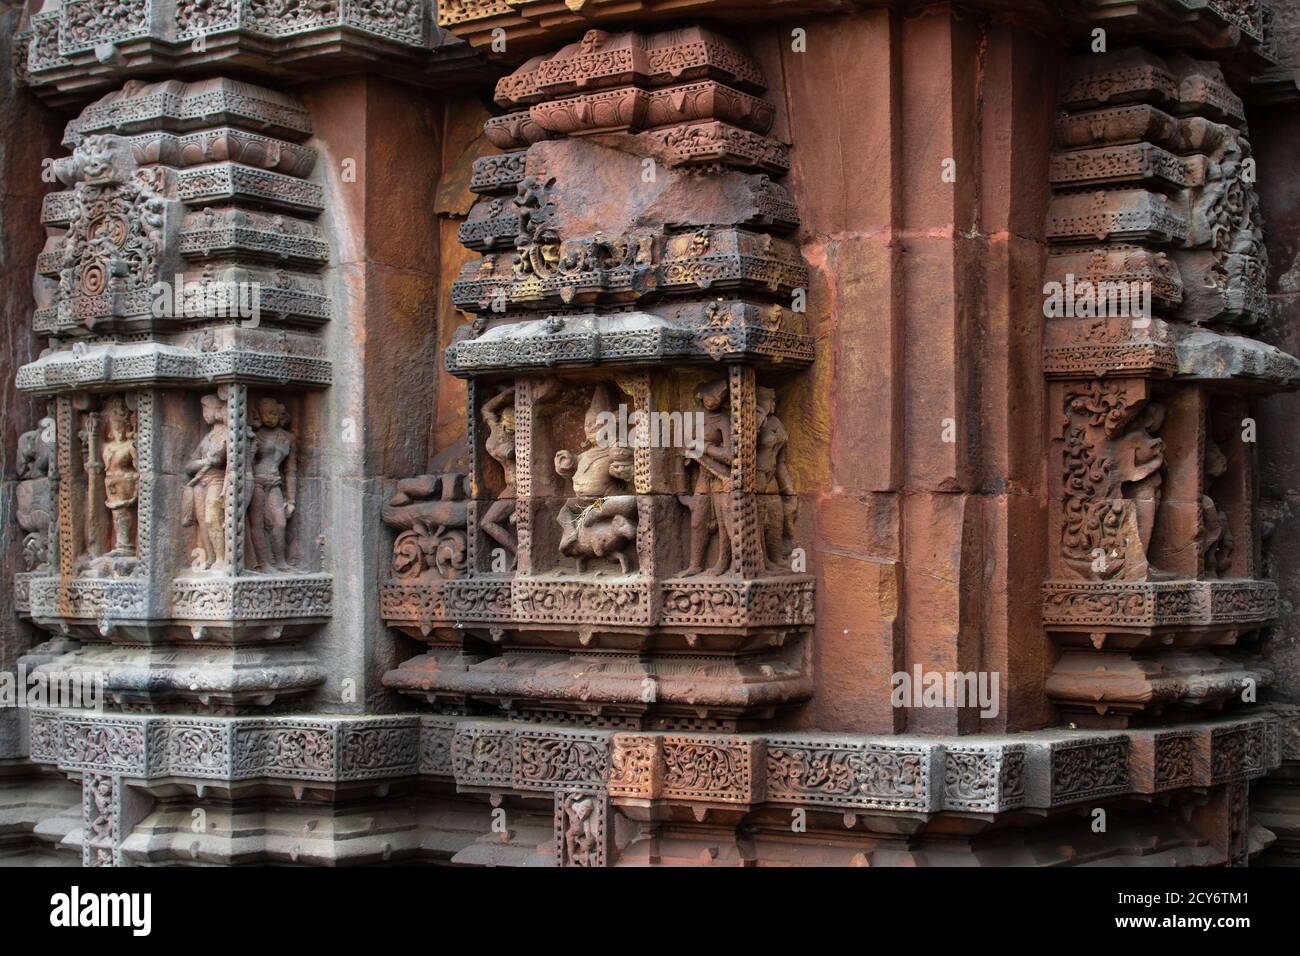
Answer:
[
  {"xmin": 32, "ymin": 710, "xmax": 422, "ymax": 782},
  {"xmin": 14, "ymin": 0, "xmax": 485, "ymax": 104},
  {"xmin": 438, "ymin": 4, "xmax": 844, "ymax": 55},
  {"xmin": 25, "ymin": 708, "xmax": 1285, "ymax": 865},
  {"xmin": 418, "ymin": 714, "xmax": 1279, "ymax": 813}
]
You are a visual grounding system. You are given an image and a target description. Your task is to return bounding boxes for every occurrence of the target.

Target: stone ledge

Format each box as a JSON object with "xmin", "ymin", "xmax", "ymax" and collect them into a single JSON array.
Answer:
[
  {"xmin": 170, "ymin": 573, "xmax": 334, "ymax": 623},
  {"xmin": 17, "ymin": 342, "xmax": 333, "ymax": 394},
  {"xmin": 1041, "ymin": 578, "xmax": 1278, "ymax": 630},
  {"xmin": 30, "ymin": 711, "xmax": 419, "ymax": 781},
  {"xmin": 1174, "ymin": 327, "xmax": 1300, "ymax": 390},
  {"xmin": 445, "ymin": 304, "xmax": 815, "ymax": 374},
  {"xmin": 381, "ymin": 574, "xmax": 815, "ymax": 631},
  {"xmin": 26, "ymin": 710, "xmax": 1284, "ymax": 814},
  {"xmin": 35, "ymin": 644, "xmax": 327, "ymax": 712},
  {"xmin": 17, "ymin": 4, "xmax": 484, "ymax": 105}
]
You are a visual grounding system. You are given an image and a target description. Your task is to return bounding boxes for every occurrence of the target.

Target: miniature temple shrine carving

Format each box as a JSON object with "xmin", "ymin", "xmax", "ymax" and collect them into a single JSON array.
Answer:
[{"xmin": 3, "ymin": 0, "xmax": 1300, "ymax": 868}]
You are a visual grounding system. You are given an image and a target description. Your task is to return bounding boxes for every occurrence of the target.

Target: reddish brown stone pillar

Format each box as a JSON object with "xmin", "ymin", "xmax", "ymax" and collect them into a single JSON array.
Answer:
[{"xmin": 774, "ymin": 5, "xmax": 1057, "ymax": 735}]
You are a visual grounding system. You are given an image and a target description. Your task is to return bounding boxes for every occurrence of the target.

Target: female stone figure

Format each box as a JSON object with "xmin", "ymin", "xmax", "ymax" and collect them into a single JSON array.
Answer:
[
  {"xmin": 101, "ymin": 396, "xmax": 139, "ymax": 557},
  {"xmin": 16, "ymin": 417, "xmax": 54, "ymax": 571},
  {"xmin": 184, "ymin": 393, "xmax": 229, "ymax": 569},
  {"xmin": 248, "ymin": 396, "xmax": 297, "ymax": 572},
  {"xmin": 479, "ymin": 386, "xmax": 517, "ymax": 565}
]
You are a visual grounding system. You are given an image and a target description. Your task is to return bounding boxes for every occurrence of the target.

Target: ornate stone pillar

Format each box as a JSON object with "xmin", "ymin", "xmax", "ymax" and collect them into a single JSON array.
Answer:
[{"xmin": 1042, "ymin": 47, "xmax": 1296, "ymax": 727}]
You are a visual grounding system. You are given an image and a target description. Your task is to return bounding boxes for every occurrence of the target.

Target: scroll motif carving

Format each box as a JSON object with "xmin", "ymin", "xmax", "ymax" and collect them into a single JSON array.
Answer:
[
  {"xmin": 383, "ymin": 471, "xmax": 471, "ymax": 581},
  {"xmin": 1059, "ymin": 382, "xmax": 1165, "ymax": 581}
]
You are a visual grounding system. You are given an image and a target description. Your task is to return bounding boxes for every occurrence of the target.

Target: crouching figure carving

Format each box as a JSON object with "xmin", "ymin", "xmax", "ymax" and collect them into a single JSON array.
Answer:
[
  {"xmin": 555, "ymin": 384, "xmax": 638, "ymax": 575},
  {"xmin": 383, "ymin": 471, "xmax": 472, "ymax": 581}
]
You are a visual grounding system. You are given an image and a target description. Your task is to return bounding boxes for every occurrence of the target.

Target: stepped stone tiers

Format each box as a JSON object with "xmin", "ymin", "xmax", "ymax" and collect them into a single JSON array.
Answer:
[
  {"xmin": 1042, "ymin": 48, "xmax": 1300, "ymax": 726},
  {"xmin": 15, "ymin": 78, "xmax": 335, "ymax": 720},
  {"xmin": 381, "ymin": 25, "xmax": 817, "ymax": 731},
  {"xmin": 5, "ymin": 0, "xmax": 1300, "ymax": 867}
]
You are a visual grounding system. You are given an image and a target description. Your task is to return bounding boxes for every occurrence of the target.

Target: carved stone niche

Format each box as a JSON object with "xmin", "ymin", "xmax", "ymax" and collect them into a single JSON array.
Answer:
[
  {"xmin": 382, "ymin": 363, "xmax": 816, "ymax": 728},
  {"xmin": 1040, "ymin": 44, "xmax": 1300, "ymax": 728},
  {"xmin": 383, "ymin": 21, "xmax": 814, "ymax": 730},
  {"xmin": 167, "ymin": 385, "xmax": 332, "ymax": 640}
]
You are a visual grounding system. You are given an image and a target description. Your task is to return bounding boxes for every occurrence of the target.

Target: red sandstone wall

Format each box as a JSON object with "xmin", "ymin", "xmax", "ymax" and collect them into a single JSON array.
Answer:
[
  {"xmin": 735, "ymin": 8, "xmax": 1058, "ymax": 733},
  {"xmin": 413, "ymin": 7, "xmax": 1064, "ymax": 735}
]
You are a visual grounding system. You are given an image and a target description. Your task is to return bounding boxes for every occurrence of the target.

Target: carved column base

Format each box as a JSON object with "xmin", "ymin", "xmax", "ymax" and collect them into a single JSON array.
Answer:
[
  {"xmin": 1047, "ymin": 649, "xmax": 1272, "ymax": 727},
  {"xmin": 384, "ymin": 640, "xmax": 812, "ymax": 729},
  {"xmin": 34, "ymin": 644, "xmax": 326, "ymax": 714}
]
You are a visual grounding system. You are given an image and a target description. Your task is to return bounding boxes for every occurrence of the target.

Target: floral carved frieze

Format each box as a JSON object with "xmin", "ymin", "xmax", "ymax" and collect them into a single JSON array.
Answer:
[
  {"xmin": 25, "ymin": 709, "xmax": 1286, "ymax": 871},
  {"xmin": 428, "ymin": 716, "xmax": 1280, "ymax": 812},
  {"xmin": 32, "ymin": 711, "xmax": 423, "ymax": 782}
]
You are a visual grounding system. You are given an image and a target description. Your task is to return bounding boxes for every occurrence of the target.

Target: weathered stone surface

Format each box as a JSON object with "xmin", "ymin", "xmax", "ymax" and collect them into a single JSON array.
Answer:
[{"xmin": 3, "ymin": 0, "xmax": 1299, "ymax": 872}]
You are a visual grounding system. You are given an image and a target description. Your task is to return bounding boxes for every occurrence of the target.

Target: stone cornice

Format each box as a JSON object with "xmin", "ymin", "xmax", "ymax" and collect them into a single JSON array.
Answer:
[
  {"xmin": 13, "ymin": 0, "xmax": 491, "ymax": 105},
  {"xmin": 27, "ymin": 708, "xmax": 1289, "ymax": 814}
]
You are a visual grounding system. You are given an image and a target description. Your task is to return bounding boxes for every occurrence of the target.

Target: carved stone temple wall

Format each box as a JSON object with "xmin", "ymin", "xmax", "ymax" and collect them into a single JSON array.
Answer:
[{"xmin": 4, "ymin": 0, "xmax": 1300, "ymax": 867}]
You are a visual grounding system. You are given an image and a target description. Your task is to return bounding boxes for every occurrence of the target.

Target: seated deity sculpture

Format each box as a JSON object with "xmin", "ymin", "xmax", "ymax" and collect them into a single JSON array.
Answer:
[{"xmin": 554, "ymin": 383, "xmax": 638, "ymax": 575}]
